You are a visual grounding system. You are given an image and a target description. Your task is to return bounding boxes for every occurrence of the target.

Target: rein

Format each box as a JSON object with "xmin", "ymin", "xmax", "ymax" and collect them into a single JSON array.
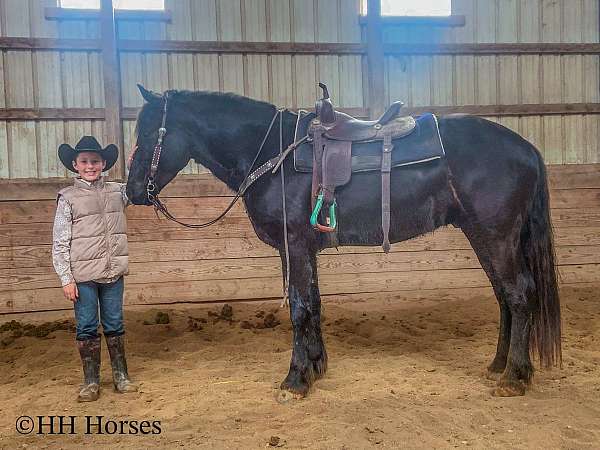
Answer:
[{"xmin": 144, "ymin": 93, "xmax": 291, "ymax": 228}]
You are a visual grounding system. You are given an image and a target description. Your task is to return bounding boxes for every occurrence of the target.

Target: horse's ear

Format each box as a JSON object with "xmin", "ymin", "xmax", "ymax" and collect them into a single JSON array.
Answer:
[{"xmin": 137, "ymin": 84, "xmax": 161, "ymax": 103}]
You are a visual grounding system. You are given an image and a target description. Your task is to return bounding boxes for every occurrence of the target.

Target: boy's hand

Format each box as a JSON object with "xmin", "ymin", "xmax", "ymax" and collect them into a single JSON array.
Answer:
[{"xmin": 63, "ymin": 283, "xmax": 78, "ymax": 302}]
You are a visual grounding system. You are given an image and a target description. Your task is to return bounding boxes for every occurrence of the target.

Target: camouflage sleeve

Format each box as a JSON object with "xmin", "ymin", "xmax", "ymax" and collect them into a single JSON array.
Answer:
[
  {"xmin": 119, "ymin": 182, "xmax": 131, "ymax": 208},
  {"xmin": 52, "ymin": 196, "xmax": 75, "ymax": 286}
]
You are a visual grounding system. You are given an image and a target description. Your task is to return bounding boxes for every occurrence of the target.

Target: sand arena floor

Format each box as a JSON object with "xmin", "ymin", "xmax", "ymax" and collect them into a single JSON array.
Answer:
[{"xmin": 1, "ymin": 286, "xmax": 599, "ymax": 449}]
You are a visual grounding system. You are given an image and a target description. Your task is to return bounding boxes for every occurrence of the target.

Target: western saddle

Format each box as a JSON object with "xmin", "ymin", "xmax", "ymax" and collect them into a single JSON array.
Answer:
[{"xmin": 309, "ymin": 83, "xmax": 416, "ymax": 253}]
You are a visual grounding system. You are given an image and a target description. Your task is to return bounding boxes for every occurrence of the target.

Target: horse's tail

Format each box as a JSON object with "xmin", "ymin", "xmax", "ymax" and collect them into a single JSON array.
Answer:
[{"xmin": 522, "ymin": 153, "xmax": 562, "ymax": 368}]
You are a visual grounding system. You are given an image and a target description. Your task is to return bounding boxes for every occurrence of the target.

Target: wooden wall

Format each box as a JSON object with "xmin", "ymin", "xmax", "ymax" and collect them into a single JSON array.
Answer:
[
  {"xmin": 2, "ymin": 165, "xmax": 599, "ymax": 314},
  {"xmin": 0, "ymin": 0, "xmax": 599, "ymax": 314}
]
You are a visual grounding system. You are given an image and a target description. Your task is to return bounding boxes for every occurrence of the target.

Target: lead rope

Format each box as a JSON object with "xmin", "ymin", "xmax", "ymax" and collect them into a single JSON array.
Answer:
[{"xmin": 279, "ymin": 111, "xmax": 290, "ymax": 308}]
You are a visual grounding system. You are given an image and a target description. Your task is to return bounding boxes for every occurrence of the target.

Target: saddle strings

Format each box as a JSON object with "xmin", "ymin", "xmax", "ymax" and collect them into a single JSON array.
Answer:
[{"xmin": 280, "ymin": 111, "xmax": 290, "ymax": 307}]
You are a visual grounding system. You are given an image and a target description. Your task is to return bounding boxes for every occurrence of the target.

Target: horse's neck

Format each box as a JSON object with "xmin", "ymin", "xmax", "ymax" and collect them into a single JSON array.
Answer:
[{"xmin": 191, "ymin": 106, "xmax": 289, "ymax": 191}]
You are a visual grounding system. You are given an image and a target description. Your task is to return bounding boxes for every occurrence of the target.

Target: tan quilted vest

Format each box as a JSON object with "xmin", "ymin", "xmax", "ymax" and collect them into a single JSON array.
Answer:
[{"xmin": 58, "ymin": 178, "xmax": 128, "ymax": 283}]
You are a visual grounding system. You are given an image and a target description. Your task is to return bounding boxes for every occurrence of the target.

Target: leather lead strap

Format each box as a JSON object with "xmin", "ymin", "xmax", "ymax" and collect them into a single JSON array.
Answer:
[{"xmin": 381, "ymin": 132, "xmax": 393, "ymax": 253}]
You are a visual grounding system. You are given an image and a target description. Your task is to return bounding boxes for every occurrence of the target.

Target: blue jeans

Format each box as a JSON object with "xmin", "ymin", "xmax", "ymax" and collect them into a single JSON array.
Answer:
[{"xmin": 74, "ymin": 277, "xmax": 125, "ymax": 341}]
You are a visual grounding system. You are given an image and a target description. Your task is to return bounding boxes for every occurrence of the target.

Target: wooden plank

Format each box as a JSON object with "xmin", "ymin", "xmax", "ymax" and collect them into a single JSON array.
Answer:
[
  {"xmin": 497, "ymin": 0, "xmax": 518, "ymax": 43},
  {"xmin": 520, "ymin": 55, "xmax": 541, "ymax": 104},
  {"xmin": 431, "ymin": 56, "xmax": 453, "ymax": 106},
  {"xmin": 4, "ymin": 263, "xmax": 599, "ymax": 313},
  {"xmin": 317, "ymin": 55, "xmax": 340, "ymax": 104},
  {"xmin": 218, "ymin": 0, "xmax": 243, "ymax": 41},
  {"xmin": 316, "ymin": 0, "xmax": 338, "ymax": 43},
  {"xmin": 475, "ymin": 0, "xmax": 496, "ymax": 43},
  {"xmin": 542, "ymin": 116, "xmax": 564, "ymax": 164},
  {"xmin": 450, "ymin": 0, "xmax": 475, "ymax": 43},
  {"xmin": 0, "ymin": 123, "xmax": 8, "ymax": 178},
  {"xmin": 542, "ymin": 0, "xmax": 562, "ymax": 43},
  {"xmin": 190, "ymin": 0, "xmax": 217, "ymax": 41},
  {"xmin": 520, "ymin": 0, "xmax": 541, "ymax": 43},
  {"xmin": 338, "ymin": 0, "xmax": 360, "ymax": 44},
  {"xmin": 222, "ymin": 54, "xmax": 245, "ymax": 95},
  {"xmin": 338, "ymin": 56, "xmax": 363, "ymax": 108},
  {"xmin": 294, "ymin": 55, "xmax": 317, "ymax": 107},
  {"xmin": 246, "ymin": 54, "xmax": 269, "ymax": 102},
  {"xmin": 582, "ymin": 0, "xmax": 599, "ymax": 43},
  {"xmin": 119, "ymin": 53, "xmax": 144, "ymax": 108},
  {"xmin": 564, "ymin": 115, "xmax": 586, "ymax": 164},
  {"xmin": 194, "ymin": 54, "xmax": 220, "ymax": 91},
  {"xmin": 62, "ymin": 52, "xmax": 91, "ymax": 107},
  {"xmin": 454, "ymin": 55, "xmax": 475, "ymax": 105},
  {"xmin": 520, "ymin": 116, "xmax": 543, "ymax": 150},
  {"xmin": 562, "ymin": 0, "xmax": 583, "ymax": 43},
  {"xmin": 37, "ymin": 122, "xmax": 67, "ymax": 178},
  {"xmin": 4, "ymin": 206, "xmax": 600, "ymax": 249},
  {"xmin": 584, "ymin": 116, "xmax": 600, "ymax": 164},
  {"xmin": 3, "ymin": 0, "xmax": 31, "ymax": 37},
  {"xmin": 292, "ymin": 0, "xmax": 316, "ymax": 43},
  {"xmin": 583, "ymin": 55, "xmax": 600, "ymax": 103},
  {"xmin": 2, "ymin": 164, "xmax": 600, "ymax": 201},
  {"xmin": 144, "ymin": 53, "xmax": 169, "ymax": 92},
  {"xmin": 410, "ymin": 56, "xmax": 432, "ymax": 107},
  {"xmin": 7, "ymin": 122, "xmax": 37, "ymax": 178},
  {"xmin": 0, "ymin": 108, "xmax": 105, "ymax": 120},
  {"xmin": 270, "ymin": 55, "xmax": 293, "ymax": 106},
  {"xmin": 165, "ymin": 0, "xmax": 192, "ymax": 40},
  {"xmin": 35, "ymin": 52, "xmax": 62, "ymax": 108},
  {"xmin": 100, "ymin": 0, "xmax": 124, "ymax": 179},
  {"xmin": 170, "ymin": 53, "xmax": 195, "ymax": 90},
  {"xmin": 30, "ymin": 0, "xmax": 58, "ymax": 38},
  {"xmin": 243, "ymin": 0, "xmax": 267, "ymax": 41},
  {"xmin": 475, "ymin": 56, "xmax": 497, "ymax": 105},
  {"xmin": 5, "ymin": 52, "xmax": 34, "ymax": 107},
  {"xmin": 387, "ymin": 56, "xmax": 411, "ymax": 106},
  {"xmin": 497, "ymin": 56, "xmax": 518, "ymax": 105},
  {"xmin": 44, "ymin": 7, "xmax": 172, "ymax": 22}
]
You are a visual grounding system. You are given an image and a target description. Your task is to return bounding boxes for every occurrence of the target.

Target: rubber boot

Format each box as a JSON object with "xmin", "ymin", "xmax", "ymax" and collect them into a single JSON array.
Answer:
[
  {"xmin": 76, "ymin": 337, "xmax": 101, "ymax": 402},
  {"xmin": 105, "ymin": 334, "xmax": 138, "ymax": 393}
]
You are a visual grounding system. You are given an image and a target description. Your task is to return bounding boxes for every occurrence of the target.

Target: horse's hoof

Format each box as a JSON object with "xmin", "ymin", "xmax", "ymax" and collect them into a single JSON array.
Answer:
[
  {"xmin": 275, "ymin": 389, "xmax": 304, "ymax": 404},
  {"xmin": 491, "ymin": 380, "xmax": 526, "ymax": 397},
  {"xmin": 485, "ymin": 370, "xmax": 502, "ymax": 382}
]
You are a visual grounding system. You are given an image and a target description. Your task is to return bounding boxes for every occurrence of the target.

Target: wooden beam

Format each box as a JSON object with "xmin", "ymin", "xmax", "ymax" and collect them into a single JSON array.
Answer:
[
  {"xmin": 366, "ymin": 0, "xmax": 385, "ymax": 119},
  {"xmin": 100, "ymin": 0, "xmax": 124, "ymax": 179},
  {"xmin": 1, "ymin": 104, "xmax": 599, "ymax": 122},
  {"xmin": 45, "ymin": 7, "xmax": 171, "ymax": 21},
  {"xmin": 2, "ymin": 37, "xmax": 600, "ymax": 56},
  {"xmin": 360, "ymin": 15, "xmax": 466, "ymax": 27},
  {"xmin": 0, "ymin": 37, "xmax": 100, "ymax": 51},
  {"xmin": 118, "ymin": 40, "xmax": 366, "ymax": 54},
  {"xmin": 383, "ymin": 43, "xmax": 600, "ymax": 55},
  {"xmin": 402, "ymin": 103, "xmax": 600, "ymax": 117},
  {"xmin": 0, "ymin": 108, "xmax": 105, "ymax": 120}
]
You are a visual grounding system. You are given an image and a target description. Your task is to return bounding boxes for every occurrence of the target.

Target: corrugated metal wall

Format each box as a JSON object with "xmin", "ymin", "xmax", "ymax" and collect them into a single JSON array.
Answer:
[
  {"xmin": 0, "ymin": 0, "xmax": 598, "ymax": 178},
  {"xmin": 385, "ymin": 0, "xmax": 600, "ymax": 164}
]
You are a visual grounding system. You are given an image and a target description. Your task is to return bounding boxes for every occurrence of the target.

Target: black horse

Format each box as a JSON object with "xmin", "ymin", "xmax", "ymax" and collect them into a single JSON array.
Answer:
[{"xmin": 126, "ymin": 85, "xmax": 561, "ymax": 398}]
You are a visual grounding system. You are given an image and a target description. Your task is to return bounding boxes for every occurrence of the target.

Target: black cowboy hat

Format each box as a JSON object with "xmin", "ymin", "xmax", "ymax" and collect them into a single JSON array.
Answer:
[{"xmin": 58, "ymin": 136, "xmax": 119, "ymax": 174}]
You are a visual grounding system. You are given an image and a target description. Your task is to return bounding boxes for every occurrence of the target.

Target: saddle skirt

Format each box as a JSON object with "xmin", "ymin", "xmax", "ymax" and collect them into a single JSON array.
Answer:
[{"xmin": 293, "ymin": 112, "xmax": 445, "ymax": 175}]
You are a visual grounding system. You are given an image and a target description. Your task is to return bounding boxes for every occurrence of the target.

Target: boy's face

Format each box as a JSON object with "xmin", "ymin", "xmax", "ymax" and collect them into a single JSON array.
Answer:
[{"xmin": 72, "ymin": 151, "xmax": 106, "ymax": 182}]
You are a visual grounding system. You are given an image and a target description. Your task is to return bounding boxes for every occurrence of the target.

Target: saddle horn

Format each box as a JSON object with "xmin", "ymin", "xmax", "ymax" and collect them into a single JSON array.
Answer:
[{"xmin": 315, "ymin": 83, "xmax": 336, "ymax": 125}]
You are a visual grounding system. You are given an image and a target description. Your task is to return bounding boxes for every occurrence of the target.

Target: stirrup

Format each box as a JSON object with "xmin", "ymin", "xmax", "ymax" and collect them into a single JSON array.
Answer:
[{"xmin": 310, "ymin": 191, "xmax": 337, "ymax": 233}]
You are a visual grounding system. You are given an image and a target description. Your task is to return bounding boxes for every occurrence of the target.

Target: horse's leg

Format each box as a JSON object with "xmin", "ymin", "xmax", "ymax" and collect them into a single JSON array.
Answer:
[
  {"xmin": 464, "ymin": 223, "xmax": 535, "ymax": 396},
  {"xmin": 280, "ymin": 248, "xmax": 327, "ymax": 398},
  {"xmin": 462, "ymin": 227, "xmax": 511, "ymax": 379}
]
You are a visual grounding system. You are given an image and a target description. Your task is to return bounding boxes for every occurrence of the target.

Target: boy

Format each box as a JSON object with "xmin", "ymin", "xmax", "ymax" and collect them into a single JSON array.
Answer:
[{"xmin": 53, "ymin": 136, "xmax": 138, "ymax": 402}]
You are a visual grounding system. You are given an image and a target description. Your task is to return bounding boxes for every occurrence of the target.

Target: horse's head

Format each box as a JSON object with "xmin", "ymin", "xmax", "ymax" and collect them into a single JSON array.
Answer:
[{"xmin": 126, "ymin": 85, "xmax": 194, "ymax": 205}]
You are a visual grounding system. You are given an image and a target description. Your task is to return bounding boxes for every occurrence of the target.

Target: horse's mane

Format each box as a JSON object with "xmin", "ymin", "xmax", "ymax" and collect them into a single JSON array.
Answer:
[{"xmin": 135, "ymin": 89, "xmax": 278, "ymax": 142}]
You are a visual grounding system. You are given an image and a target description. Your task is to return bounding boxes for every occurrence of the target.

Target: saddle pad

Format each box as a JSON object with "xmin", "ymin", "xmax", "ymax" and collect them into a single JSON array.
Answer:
[{"xmin": 293, "ymin": 112, "xmax": 445, "ymax": 173}]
